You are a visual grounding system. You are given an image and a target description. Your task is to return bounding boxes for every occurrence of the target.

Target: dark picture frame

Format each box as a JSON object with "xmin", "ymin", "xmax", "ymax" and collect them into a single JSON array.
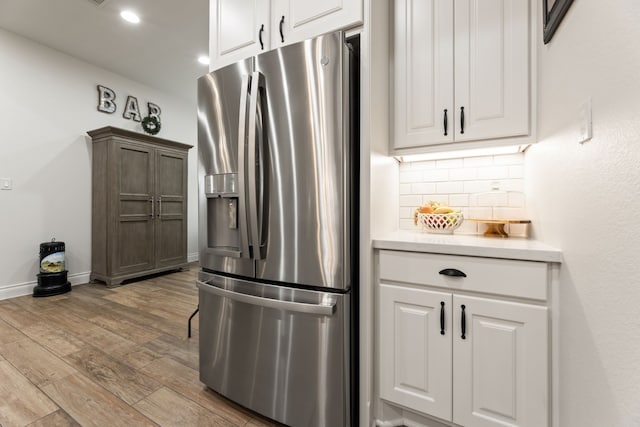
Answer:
[{"xmin": 543, "ymin": 0, "xmax": 574, "ymax": 44}]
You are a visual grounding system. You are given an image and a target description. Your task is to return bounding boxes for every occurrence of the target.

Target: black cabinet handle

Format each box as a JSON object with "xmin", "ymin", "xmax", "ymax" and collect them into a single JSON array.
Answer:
[
  {"xmin": 443, "ymin": 109, "xmax": 448, "ymax": 136},
  {"xmin": 460, "ymin": 106, "xmax": 465, "ymax": 134},
  {"xmin": 440, "ymin": 301, "xmax": 445, "ymax": 335},
  {"xmin": 461, "ymin": 304, "xmax": 466, "ymax": 339},
  {"xmin": 438, "ymin": 268, "xmax": 467, "ymax": 278},
  {"xmin": 258, "ymin": 24, "xmax": 264, "ymax": 50},
  {"xmin": 279, "ymin": 16, "xmax": 285, "ymax": 42}
]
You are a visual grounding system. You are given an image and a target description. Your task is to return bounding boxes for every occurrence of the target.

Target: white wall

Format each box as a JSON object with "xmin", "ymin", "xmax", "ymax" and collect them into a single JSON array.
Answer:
[
  {"xmin": 527, "ymin": 2, "xmax": 640, "ymax": 426},
  {"xmin": 0, "ymin": 28, "xmax": 199, "ymax": 299}
]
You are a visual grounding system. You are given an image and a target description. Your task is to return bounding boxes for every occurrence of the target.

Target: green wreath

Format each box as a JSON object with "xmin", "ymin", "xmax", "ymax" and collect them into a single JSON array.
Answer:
[{"xmin": 141, "ymin": 115, "xmax": 161, "ymax": 135}]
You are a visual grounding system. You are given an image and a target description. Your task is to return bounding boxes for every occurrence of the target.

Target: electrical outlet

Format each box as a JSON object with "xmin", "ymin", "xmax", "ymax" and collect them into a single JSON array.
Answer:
[
  {"xmin": 0, "ymin": 178, "xmax": 12, "ymax": 190},
  {"xmin": 578, "ymin": 99, "xmax": 592, "ymax": 144}
]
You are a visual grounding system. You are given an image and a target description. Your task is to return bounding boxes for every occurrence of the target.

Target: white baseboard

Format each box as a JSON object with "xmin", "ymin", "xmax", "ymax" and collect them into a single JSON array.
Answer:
[
  {"xmin": 0, "ymin": 271, "xmax": 91, "ymax": 301},
  {"xmin": 188, "ymin": 252, "xmax": 199, "ymax": 263}
]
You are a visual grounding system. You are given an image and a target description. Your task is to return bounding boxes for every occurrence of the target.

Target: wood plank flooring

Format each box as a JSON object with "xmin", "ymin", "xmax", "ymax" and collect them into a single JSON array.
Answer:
[{"xmin": 0, "ymin": 266, "xmax": 281, "ymax": 427}]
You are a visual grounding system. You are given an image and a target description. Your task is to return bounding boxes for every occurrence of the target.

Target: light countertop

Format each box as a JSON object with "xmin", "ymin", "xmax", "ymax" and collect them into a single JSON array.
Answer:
[{"xmin": 373, "ymin": 230, "xmax": 562, "ymax": 263}]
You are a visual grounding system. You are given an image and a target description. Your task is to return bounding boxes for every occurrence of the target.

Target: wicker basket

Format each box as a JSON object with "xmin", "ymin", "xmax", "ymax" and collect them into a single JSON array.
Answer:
[{"xmin": 418, "ymin": 212, "xmax": 464, "ymax": 234}]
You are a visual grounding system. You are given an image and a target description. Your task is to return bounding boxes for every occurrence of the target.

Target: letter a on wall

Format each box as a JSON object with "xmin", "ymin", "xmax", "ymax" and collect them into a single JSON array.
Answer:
[
  {"xmin": 123, "ymin": 95, "xmax": 142, "ymax": 122},
  {"xmin": 97, "ymin": 85, "xmax": 116, "ymax": 113}
]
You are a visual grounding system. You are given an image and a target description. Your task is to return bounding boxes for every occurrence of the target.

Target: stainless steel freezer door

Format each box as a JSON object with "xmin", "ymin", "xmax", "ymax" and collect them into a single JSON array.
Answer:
[
  {"xmin": 197, "ymin": 272, "xmax": 350, "ymax": 427},
  {"xmin": 254, "ymin": 32, "xmax": 353, "ymax": 290}
]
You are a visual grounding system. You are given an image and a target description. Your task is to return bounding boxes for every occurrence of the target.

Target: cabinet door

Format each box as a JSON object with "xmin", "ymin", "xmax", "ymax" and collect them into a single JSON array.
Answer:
[
  {"xmin": 454, "ymin": 0, "xmax": 530, "ymax": 142},
  {"xmin": 272, "ymin": 0, "xmax": 363, "ymax": 49},
  {"xmin": 210, "ymin": 0, "xmax": 270, "ymax": 69},
  {"xmin": 393, "ymin": 0, "xmax": 454, "ymax": 149},
  {"xmin": 379, "ymin": 284, "xmax": 452, "ymax": 421},
  {"xmin": 112, "ymin": 142, "xmax": 155, "ymax": 275},
  {"xmin": 453, "ymin": 295, "xmax": 548, "ymax": 427},
  {"xmin": 155, "ymin": 149, "xmax": 188, "ymax": 269}
]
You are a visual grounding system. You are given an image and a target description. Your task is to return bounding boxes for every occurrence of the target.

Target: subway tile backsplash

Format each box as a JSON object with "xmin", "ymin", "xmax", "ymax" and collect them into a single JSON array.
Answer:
[{"xmin": 400, "ymin": 153, "xmax": 528, "ymax": 236}]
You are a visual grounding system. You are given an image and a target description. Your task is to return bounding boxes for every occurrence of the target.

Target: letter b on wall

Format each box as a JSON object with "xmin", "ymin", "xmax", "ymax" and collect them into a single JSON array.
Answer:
[{"xmin": 97, "ymin": 85, "xmax": 116, "ymax": 113}]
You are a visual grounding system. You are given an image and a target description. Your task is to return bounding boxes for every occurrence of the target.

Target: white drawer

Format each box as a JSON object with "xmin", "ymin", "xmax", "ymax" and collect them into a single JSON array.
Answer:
[{"xmin": 378, "ymin": 250, "xmax": 548, "ymax": 301}]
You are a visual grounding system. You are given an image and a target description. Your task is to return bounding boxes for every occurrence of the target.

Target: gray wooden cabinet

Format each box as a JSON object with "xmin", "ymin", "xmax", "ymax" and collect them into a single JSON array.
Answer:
[{"xmin": 88, "ymin": 126, "xmax": 192, "ymax": 286}]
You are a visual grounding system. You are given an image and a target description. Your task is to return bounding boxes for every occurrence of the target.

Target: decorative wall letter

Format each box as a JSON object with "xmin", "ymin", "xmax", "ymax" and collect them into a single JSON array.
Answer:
[
  {"xmin": 96, "ymin": 85, "xmax": 162, "ymax": 125},
  {"xmin": 122, "ymin": 96, "xmax": 142, "ymax": 122},
  {"xmin": 147, "ymin": 102, "xmax": 161, "ymax": 118},
  {"xmin": 97, "ymin": 85, "xmax": 116, "ymax": 113}
]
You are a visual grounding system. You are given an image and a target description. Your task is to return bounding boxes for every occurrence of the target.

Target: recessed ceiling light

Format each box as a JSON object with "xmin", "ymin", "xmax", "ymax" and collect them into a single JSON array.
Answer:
[
  {"xmin": 120, "ymin": 10, "xmax": 140, "ymax": 24},
  {"xmin": 197, "ymin": 55, "xmax": 210, "ymax": 65}
]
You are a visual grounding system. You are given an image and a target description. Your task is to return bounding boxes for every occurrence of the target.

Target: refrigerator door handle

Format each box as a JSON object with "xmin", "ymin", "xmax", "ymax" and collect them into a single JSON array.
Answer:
[
  {"xmin": 196, "ymin": 280, "xmax": 337, "ymax": 316},
  {"xmin": 237, "ymin": 74, "xmax": 252, "ymax": 259},
  {"xmin": 247, "ymin": 71, "xmax": 266, "ymax": 260}
]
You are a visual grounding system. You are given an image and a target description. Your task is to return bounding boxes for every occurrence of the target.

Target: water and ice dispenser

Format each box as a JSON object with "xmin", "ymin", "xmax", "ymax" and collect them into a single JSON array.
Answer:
[{"xmin": 205, "ymin": 173, "xmax": 241, "ymax": 257}]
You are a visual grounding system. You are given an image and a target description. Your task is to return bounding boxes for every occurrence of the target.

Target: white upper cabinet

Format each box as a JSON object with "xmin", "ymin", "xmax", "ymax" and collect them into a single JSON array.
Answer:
[
  {"xmin": 209, "ymin": 0, "xmax": 363, "ymax": 70},
  {"xmin": 210, "ymin": 0, "xmax": 270, "ymax": 69},
  {"xmin": 454, "ymin": 0, "xmax": 530, "ymax": 142},
  {"xmin": 272, "ymin": 0, "xmax": 363, "ymax": 49},
  {"xmin": 393, "ymin": 0, "xmax": 531, "ymax": 151},
  {"xmin": 393, "ymin": 0, "xmax": 454, "ymax": 148}
]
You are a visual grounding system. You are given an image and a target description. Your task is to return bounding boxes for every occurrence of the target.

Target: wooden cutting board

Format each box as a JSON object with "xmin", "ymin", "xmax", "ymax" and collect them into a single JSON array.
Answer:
[{"xmin": 467, "ymin": 218, "xmax": 531, "ymax": 238}]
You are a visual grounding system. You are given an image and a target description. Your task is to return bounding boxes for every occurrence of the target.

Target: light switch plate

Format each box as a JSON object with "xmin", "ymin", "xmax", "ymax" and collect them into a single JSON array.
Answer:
[
  {"xmin": 1, "ymin": 178, "xmax": 12, "ymax": 190},
  {"xmin": 578, "ymin": 99, "xmax": 592, "ymax": 144}
]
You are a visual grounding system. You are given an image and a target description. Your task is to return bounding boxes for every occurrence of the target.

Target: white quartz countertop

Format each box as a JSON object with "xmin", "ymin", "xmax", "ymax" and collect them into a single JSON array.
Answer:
[{"xmin": 373, "ymin": 230, "xmax": 563, "ymax": 263}]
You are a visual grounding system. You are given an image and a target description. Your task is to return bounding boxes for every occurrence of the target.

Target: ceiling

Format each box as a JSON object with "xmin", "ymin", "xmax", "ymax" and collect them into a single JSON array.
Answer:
[{"xmin": 0, "ymin": 0, "xmax": 209, "ymax": 103}]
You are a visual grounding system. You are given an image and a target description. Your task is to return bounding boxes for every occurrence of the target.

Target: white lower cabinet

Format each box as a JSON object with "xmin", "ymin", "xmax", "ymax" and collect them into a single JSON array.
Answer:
[
  {"xmin": 452, "ymin": 295, "xmax": 548, "ymax": 427},
  {"xmin": 378, "ymin": 250, "xmax": 550, "ymax": 427},
  {"xmin": 380, "ymin": 285, "xmax": 453, "ymax": 421}
]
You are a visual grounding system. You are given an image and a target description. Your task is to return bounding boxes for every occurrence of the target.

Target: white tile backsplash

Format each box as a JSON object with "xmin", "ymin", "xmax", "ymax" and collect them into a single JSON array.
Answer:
[
  {"xmin": 463, "ymin": 156, "xmax": 494, "ymax": 167},
  {"xmin": 449, "ymin": 167, "xmax": 478, "ymax": 181},
  {"xmin": 422, "ymin": 169, "xmax": 450, "ymax": 182},
  {"xmin": 477, "ymin": 165, "xmax": 510, "ymax": 179},
  {"xmin": 399, "ymin": 153, "xmax": 528, "ymax": 236},
  {"xmin": 409, "ymin": 160, "xmax": 437, "ymax": 170},
  {"xmin": 399, "ymin": 170, "xmax": 423, "ymax": 183},
  {"xmin": 411, "ymin": 182, "xmax": 437, "ymax": 194},
  {"xmin": 436, "ymin": 158, "xmax": 464, "ymax": 169},
  {"xmin": 436, "ymin": 181, "xmax": 464, "ymax": 194}
]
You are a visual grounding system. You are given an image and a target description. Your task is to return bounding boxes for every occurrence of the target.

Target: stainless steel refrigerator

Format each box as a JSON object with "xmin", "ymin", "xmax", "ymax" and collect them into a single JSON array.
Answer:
[{"xmin": 196, "ymin": 31, "xmax": 359, "ymax": 427}]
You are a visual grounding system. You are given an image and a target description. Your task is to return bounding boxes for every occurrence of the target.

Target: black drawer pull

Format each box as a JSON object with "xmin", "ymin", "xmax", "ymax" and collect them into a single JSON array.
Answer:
[
  {"xmin": 461, "ymin": 304, "xmax": 466, "ymax": 339},
  {"xmin": 440, "ymin": 301, "xmax": 445, "ymax": 335},
  {"xmin": 439, "ymin": 268, "xmax": 467, "ymax": 277}
]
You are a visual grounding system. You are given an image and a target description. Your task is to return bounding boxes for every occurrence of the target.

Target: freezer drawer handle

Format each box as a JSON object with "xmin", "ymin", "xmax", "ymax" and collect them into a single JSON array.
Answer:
[{"xmin": 196, "ymin": 280, "xmax": 337, "ymax": 316}]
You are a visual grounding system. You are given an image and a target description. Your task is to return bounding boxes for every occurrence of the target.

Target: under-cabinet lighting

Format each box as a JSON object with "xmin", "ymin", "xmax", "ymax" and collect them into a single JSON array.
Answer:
[
  {"xmin": 394, "ymin": 144, "xmax": 529, "ymax": 163},
  {"xmin": 197, "ymin": 55, "xmax": 210, "ymax": 65}
]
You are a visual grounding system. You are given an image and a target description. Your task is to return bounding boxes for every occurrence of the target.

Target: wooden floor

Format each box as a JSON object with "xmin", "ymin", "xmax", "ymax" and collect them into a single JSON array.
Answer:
[{"xmin": 0, "ymin": 266, "xmax": 281, "ymax": 427}]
